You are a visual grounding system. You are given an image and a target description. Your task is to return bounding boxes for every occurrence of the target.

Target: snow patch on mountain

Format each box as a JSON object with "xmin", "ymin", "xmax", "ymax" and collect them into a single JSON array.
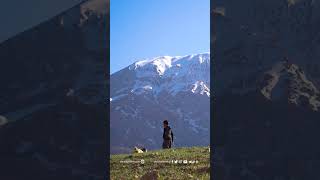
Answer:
[
  {"xmin": 191, "ymin": 81, "xmax": 210, "ymax": 96},
  {"xmin": 110, "ymin": 94, "xmax": 127, "ymax": 102}
]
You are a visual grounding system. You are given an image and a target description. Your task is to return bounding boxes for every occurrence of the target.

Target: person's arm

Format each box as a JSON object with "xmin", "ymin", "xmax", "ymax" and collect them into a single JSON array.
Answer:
[
  {"xmin": 171, "ymin": 131, "xmax": 174, "ymax": 142},
  {"xmin": 163, "ymin": 129, "xmax": 165, "ymax": 139},
  {"xmin": 164, "ymin": 128, "xmax": 171, "ymax": 140}
]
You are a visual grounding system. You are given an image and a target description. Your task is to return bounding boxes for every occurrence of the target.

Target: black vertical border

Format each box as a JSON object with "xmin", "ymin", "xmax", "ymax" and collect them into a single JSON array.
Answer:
[
  {"xmin": 210, "ymin": 0, "xmax": 214, "ymax": 178},
  {"xmin": 106, "ymin": 0, "xmax": 110, "ymax": 179}
]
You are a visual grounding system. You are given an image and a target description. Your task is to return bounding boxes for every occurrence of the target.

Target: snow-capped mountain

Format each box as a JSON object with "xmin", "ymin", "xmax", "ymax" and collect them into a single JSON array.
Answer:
[
  {"xmin": 110, "ymin": 53, "xmax": 210, "ymax": 154},
  {"xmin": 111, "ymin": 53, "xmax": 210, "ymax": 99}
]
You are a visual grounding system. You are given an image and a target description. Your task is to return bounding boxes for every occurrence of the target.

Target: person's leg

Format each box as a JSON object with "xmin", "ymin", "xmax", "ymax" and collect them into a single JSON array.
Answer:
[{"xmin": 163, "ymin": 140, "xmax": 170, "ymax": 149}]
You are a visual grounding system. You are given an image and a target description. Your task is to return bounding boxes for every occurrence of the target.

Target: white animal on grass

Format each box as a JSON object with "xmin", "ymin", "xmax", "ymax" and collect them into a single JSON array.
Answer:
[{"xmin": 133, "ymin": 146, "xmax": 144, "ymax": 154}]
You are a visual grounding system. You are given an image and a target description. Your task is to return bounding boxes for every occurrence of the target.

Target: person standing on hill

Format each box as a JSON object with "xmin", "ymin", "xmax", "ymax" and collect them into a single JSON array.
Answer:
[{"xmin": 162, "ymin": 120, "xmax": 174, "ymax": 149}]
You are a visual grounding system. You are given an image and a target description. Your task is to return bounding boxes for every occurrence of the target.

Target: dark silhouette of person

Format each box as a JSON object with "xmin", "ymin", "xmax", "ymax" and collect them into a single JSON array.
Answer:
[{"xmin": 162, "ymin": 120, "xmax": 174, "ymax": 149}]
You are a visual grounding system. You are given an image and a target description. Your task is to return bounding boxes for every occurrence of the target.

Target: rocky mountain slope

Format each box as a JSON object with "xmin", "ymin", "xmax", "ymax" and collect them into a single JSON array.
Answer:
[
  {"xmin": 212, "ymin": 0, "xmax": 320, "ymax": 179},
  {"xmin": 0, "ymin": 0, "xmax": 108, "ymax": 179},
  {"xmin": 110, "ymin": 53, "xmax": 210, "ymax": 154}
]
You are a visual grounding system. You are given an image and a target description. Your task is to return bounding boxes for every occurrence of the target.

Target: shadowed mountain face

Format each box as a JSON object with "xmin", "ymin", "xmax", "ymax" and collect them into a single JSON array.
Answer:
[
  {"xmin": 212, "ymin": 0, "xmax": 320, "ymax": 179},
  {"xmin": 0, "ymin": 0, "xmax": 108, "ymax": 179},
  {"xmin": 110, "ymin": 54, "xmax": 210, "ymax": 154},
  {"xmin": 0, "ymin": 0, "xmax": 86, "ymax": 43}
]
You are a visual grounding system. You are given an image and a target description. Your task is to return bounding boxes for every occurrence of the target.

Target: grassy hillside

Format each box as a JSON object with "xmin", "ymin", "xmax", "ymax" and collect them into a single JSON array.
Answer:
[{"xmin": 110, "ymin": 146, "xmax": 210, "ymax": 180}]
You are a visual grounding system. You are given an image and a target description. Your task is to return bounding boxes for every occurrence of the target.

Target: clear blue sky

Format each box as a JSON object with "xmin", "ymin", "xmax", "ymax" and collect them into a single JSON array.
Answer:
[{"xmin": 111, "ymin": 0, "xmax": 210, "ymax": 74}]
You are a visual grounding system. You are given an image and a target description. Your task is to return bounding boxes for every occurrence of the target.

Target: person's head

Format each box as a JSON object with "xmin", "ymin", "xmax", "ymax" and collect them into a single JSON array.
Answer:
[{"xmin": 163, "ymin": 120, "xmax": 168, "ymax": 128}]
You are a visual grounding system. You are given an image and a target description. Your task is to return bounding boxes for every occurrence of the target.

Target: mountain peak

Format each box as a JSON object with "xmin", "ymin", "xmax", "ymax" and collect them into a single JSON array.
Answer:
[{"xmin": 129, "ymin": 52, "xmax": 210, "ymax": 73}]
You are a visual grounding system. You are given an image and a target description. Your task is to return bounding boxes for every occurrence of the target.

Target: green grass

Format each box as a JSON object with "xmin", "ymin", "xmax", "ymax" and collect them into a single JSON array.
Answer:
[{"xmin": 110, "ymin": 146, "xmax": 210, "ymax": 180}]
